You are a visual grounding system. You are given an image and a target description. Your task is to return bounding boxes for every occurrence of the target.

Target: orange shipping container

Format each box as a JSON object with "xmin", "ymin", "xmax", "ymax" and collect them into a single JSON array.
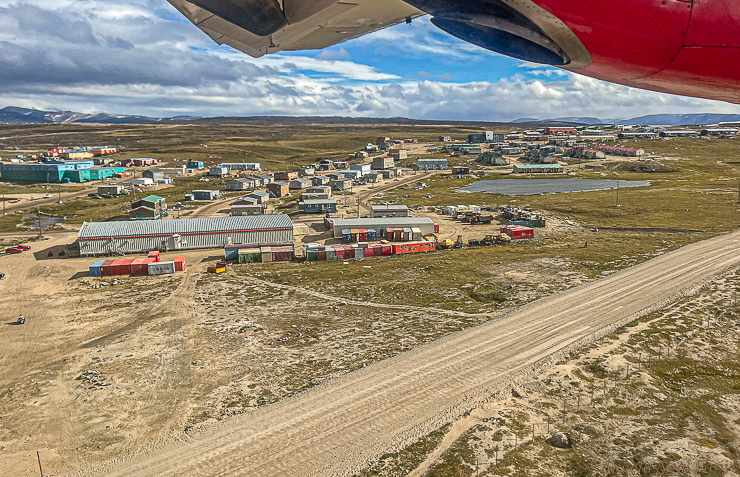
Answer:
[
  {"xmin": 392, "ymin": 241, "xmax": 435, "ymax": 255},
  {"xmin": 173, "ymin": 256, "xmax": 186, "ymax": 271}
]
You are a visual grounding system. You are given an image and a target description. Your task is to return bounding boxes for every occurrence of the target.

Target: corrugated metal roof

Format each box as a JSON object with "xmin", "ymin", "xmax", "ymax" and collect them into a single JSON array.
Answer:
[
  {"xmin": 79, "ymin": 215, "xmax": 293, "ymax": 239},
  {"xmin": 371, "ymin": 204, "xmax": 409, "ymax": 211},
  {"xmin": 301, "ymin": 199, "xmax": 337, "ymax": 205},
  {"xmin": 333, "ymin": 217, "xmax": 434, "ymax": 228}
]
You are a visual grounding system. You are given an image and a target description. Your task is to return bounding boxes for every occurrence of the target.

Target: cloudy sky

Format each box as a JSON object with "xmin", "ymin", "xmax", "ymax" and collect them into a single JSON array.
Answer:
[{"xmin": 1, "ymin": 0, "xmax": 740, "ymax": 121}]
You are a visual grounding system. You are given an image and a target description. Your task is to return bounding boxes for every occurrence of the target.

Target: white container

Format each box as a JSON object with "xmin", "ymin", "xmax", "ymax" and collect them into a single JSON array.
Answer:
[{"xmin": 148, "ymin": 261, "xmax": 176, "ymax": 275}]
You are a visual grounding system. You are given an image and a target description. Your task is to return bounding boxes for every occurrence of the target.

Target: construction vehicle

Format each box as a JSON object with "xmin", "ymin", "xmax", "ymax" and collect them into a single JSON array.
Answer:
[
  {"xmin": 437, "ymin": 239, "xmax": 455, "ymax": 250},
  {"xmin": 207, "ymin": 261, "xmax": 227, "ymax": 274},
  {"xmin": 454, "ymin": 235, "xmax": 464, "ymax": 249},
  {"xmin": 17, "ymin": 314, "xmax": 25, "ymax": 325},
  {"xmin": 468, "ymin": 234, "xmax": 511, "ymax": 247},
  {"xmin": 464, "ymin": 214, "xmax": 494, "ymax": 225}
]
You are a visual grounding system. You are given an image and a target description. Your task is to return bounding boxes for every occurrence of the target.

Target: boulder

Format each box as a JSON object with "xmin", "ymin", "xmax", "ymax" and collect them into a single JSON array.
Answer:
[{"xmin": 546, "ymin": 432, "xmax": 572, "ymax": 449}]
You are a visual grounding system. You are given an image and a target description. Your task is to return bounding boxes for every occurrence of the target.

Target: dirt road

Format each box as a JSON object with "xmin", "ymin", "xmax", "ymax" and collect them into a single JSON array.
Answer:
[{"xmin": 74, "ymin": 230, "xmax": 740, "ymax": 477}]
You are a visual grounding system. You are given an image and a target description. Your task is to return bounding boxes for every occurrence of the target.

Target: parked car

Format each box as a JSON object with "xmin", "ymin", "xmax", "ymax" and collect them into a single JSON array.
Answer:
[
  {"xmin": 16, "ymin": 244, "xmax": 30, "ymax": 251},
  {"xmin": 5, "ymin": 247, "xmax": 22, "ymax": 254}
]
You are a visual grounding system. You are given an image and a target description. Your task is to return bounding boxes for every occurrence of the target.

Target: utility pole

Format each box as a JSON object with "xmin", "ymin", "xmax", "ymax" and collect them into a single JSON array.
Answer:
[
  {"xmin": 37, "ymin": 450, "xmax": 43, "ymax": 477},
  {"xmin": 615, "ymin": 180, "xmax": 620, "ymax": 207}
]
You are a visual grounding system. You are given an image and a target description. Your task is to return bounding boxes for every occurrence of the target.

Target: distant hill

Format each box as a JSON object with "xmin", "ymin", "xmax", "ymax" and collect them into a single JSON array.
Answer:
[
  {"xmin": 0, "ymin": 106, "xmax": 199, "ymax": 125},
  {"xmin": 613, "ymin": 113, "xmax": 740, "ymax": 126},
  {"xmin": 2, "ymin": 105, "xmax": 739, "ymax": 127},
  {"xmin": 512, "ymin": 116, "xmax": 604, "ymax": 125}
]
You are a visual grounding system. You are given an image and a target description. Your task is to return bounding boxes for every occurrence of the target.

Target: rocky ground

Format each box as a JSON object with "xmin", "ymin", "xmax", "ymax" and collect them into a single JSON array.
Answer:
[{"xmin": 360, "ymin": 272, "xmax": 740, "ymax": 477}]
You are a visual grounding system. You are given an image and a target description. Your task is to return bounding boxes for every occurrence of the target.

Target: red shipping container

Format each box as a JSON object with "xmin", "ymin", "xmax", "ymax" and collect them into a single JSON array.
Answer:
[
  {"xmin": 392, "ymin": 241, "xmax": 436, "ymax": 255},
  {"xmin": 130, "ymin": 258, "xmax": 149, "ymax": 276},
  {"xmin": 501, "ymin": 226, "xmax": 534, "ymax": 240},
  {"xmin": 345, "ymin": 246, "xmax": 355, "ymax": 259},
  {"xmin": 173, "ymin": 256, "xmax": 186, "ymax": 271},
  {"xmin": 364, "ymin": 247, "xmax": 375, "ymax": 258},
  {"xmin": 111, "ymin": 258, "xmax": 134, "ymax": 275},
  {"xmin": 100, "ymin": 259, "xmax": 115, "ymax": 276},
  {"xmin": 148, "ymin": 251, "xmax": 161, "ymax": 262},
  {"xmin": 381, "ymin": 244, "xmax": 393, "ymax": 256},
  {"xmin": 317, "ymin": 250, "xmax": 327, "ymax": 261},
  {"xmin": 272, "ymin": 246, "xmax": 295, "ymax": 262},
  {"xmin": 434, "ymin": 222, "xmax": 440, "ymax": 233},
  {"xmin": 335, "ymin": 246, "xmax": 347, "ymax": 260}
]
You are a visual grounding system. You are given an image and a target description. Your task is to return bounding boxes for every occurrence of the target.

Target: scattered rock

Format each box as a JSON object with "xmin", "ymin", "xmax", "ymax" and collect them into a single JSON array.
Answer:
[{"xmin": 546, "ymin": 432, "xmax": 572, "ymax": 449}]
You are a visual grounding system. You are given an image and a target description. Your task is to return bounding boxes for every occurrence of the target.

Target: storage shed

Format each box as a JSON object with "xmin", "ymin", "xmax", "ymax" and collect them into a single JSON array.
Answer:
[{"xmin": 78, "ymin": 215, "xmax": 294, "ymax": 256}]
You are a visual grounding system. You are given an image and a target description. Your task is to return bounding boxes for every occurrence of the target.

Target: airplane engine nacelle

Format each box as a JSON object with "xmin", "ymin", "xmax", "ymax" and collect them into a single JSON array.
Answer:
[{"xmin": 408, "ymin": 0, "xmax": 740, "ymax": 103}]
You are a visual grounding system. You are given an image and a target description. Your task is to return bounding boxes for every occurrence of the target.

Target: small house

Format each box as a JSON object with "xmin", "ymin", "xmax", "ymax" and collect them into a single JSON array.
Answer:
[{"xmin": 267, "ymin": 182, "xmax": 290, "ymax": 198}]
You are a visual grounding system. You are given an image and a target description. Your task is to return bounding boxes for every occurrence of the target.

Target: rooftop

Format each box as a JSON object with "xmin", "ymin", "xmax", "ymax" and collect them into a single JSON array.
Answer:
[{"xmin": 79, "ymin": 215, "xmax": 293, "ymax": 240}]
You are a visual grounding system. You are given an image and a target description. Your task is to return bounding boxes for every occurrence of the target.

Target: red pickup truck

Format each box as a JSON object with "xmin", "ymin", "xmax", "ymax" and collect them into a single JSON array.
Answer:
[{"xmin": 4, "ymin": 244, "xmax": 29, "ymax": 254}]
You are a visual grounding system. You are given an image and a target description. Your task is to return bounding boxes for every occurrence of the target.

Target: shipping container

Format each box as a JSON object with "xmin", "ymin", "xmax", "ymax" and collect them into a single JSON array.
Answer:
[
  {"xmin": 100, "ymin": 259, "xmax": 115, "ymax": 276},
  {"xmin": 411, "ymin": 227, "xmax": 422, "ymax": 241},
  {"xmin": 238, "ymin": 248, "xmax": 261, "ymax": 264},
  {"xmin": 345, "ymin": 246, "xmax": 355, "ymax": 260},
  {"xmin": 501, "ymin": 225, "xmax": 534, "ymax": 240},
  {"xmin": 272, "ymin": 246, "xmax": 295, "ymax": 262},
  {"xmin": 364, "ymin": 246, "xmax": 375, "ymax": 258},
  {"xmin": 381, "ymin": 244, "xmax": 393, "ymax": 256},
  {"xmin": 342, "ymin": 229, "xmax": 352, "ymax": 244},
  {"xmin": 368, "ymin": 228, "xmax": 377, "ymax": 241},
  {"xmin": 130, "ymin": 258, "xmax": 150, "ymax": 276},
  {"xmin": 392, "ymin": 241, "xmax": 436, "ymax": 255},
  {"xmin": 358, "ymin": 228, "xmax": 369, "ymax": 242},
  {"xmin": 173, "ymin": 256, "xmax": 187, "ymax": 271},
  {"xmin": 317, "ymin": 249, "xmax": 327, "ymax": 261},
  {"xmin": 335, "ymin": 246, "xmax": 348, "ymax": 260},
  {"xmin": 325, "ymin": 246, "xmax": 336, "ymax": 261},
  {"xmin": 307, "ymin": 249, "xmax": 318, "ymax": 261},
  {"xmin": 403, "ymin": 228, "xmax": 413, "ymax": 241},
  {"xmin": 434, "ymin": 223, "xmax": 440, "ymax": 234},
  {"xmin": 148, "ymin": 261, "xmax": 176, "ymax": 275},
  {"xmin": 89, "ymin": 259, "xmax": 105, "ymax": 277},
  {"xmin": 148, "ymin": 251, "xmax": 160, "ymax": 262},
  {"xmin": 111, "ymin": 258, "xmax": 134, "ymax": 276},
  {"xmin": 260, "ymin": 246, "xmax": 273, "ymax": 263},
  {"xmin": 354, "ymin": 247, "xmax": 365, "ymax": 259}
]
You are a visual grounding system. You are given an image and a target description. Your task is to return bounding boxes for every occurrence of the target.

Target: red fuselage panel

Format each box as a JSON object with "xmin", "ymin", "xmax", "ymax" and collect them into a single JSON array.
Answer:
[{"xmin": 530, "ymin": 0, "xmax": 740, "ymax": 103}]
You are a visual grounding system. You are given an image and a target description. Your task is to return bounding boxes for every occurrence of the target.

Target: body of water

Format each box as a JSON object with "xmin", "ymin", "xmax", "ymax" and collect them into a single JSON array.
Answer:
[{"xmin": 459, "ymin": 178, "xmax": 651, "ymax": 195}]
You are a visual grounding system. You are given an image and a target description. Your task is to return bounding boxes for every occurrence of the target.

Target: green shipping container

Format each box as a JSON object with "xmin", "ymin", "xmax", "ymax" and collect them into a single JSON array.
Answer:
[{"xmin": 238, "ymin": 248, "xmax": 262, "ymax": 264}]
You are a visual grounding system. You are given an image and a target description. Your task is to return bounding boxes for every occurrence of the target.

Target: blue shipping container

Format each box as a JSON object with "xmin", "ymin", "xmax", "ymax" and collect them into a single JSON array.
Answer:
[
  {"xmin": 342, "ymin": 229, "xmax": 352, "ymax": 244},
  {"xmin": 368, "ymin": 228, "xmax": 377, "ymax": 241},
  {"xmin": 89, "ymin": 259, "xmax": 105, "ymax": 277}
]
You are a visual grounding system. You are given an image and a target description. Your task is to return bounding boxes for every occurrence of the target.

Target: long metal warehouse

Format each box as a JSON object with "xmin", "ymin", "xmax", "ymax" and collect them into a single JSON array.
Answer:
[
  {"xmin": 332, "ymin": 217, "xmax": 436, "ymax": 239},
  {"xmin": 78, "ymin": 215, "xmax": 294, "ymax": 257}
]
